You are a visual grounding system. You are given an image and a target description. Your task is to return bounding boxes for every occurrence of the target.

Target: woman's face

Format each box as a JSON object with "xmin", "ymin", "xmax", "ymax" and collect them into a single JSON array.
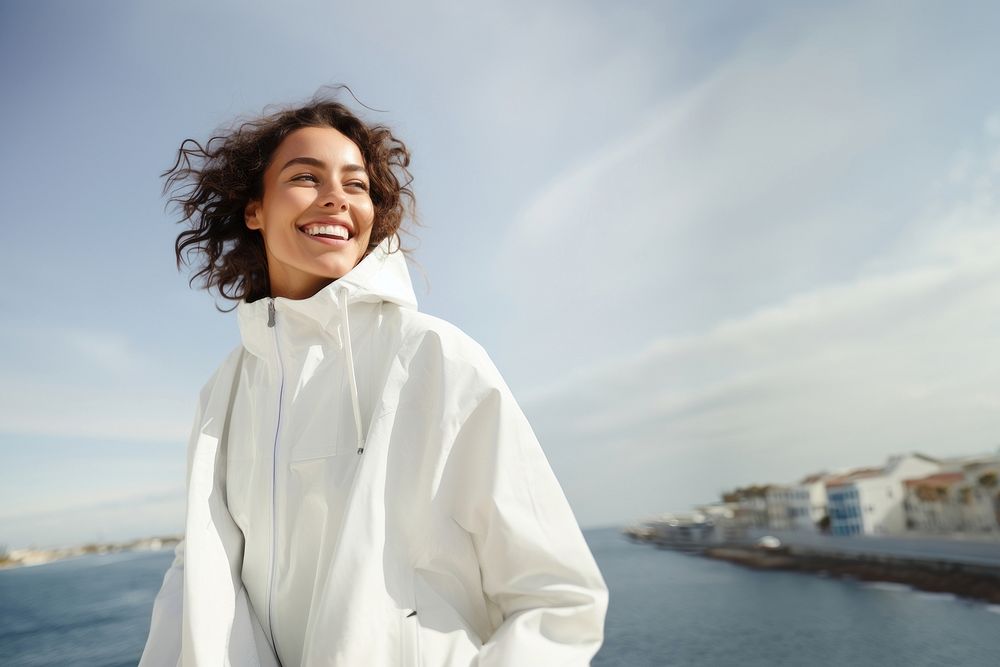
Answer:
[{"xmin": 245, "ymin": 126, "xmax": 375, "ymax": 300}]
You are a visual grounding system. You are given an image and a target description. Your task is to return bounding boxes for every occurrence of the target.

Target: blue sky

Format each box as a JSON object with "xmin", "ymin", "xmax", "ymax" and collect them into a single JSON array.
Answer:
[{"xmin": 2, "ymin": 0, "xmax": 999, "ymax": 549}]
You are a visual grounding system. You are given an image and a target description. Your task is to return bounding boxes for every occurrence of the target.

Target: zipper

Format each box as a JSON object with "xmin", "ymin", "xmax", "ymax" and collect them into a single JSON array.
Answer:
[{"xmin": 264, "ymin": 297, "xmax": 284, "ymax": 651}]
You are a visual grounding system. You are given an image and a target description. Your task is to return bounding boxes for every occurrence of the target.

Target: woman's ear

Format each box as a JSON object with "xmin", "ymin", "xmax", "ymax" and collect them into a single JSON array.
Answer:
[{"xmin": 245, "ymin": 200, "xmax": 262, "ymax": 230}]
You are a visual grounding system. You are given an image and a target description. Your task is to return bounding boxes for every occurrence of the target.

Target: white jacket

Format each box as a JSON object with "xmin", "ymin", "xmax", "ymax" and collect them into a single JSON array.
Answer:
[{"xmin": 139, "ymin": 238, "xmax": 608, "ymax": 666}]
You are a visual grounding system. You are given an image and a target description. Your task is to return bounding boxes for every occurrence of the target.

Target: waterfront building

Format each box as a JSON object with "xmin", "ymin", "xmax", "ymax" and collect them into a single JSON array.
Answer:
[
  {"xmin": 902, "ymin": 454, "xmax": 1000, "ymax": 535},
  {"xmin": 694, "ymin": 503, "xmax": 742, "ymax": 542},
  {"xmin": 723, "ymin": 483, "xmax": 827, "ymax": 533},
  {"xmin": 902, "ymin": 472, "xmax": 966, "ymax": 533},
  {"xmin": 722, "ymin": 484, "xmax": 771, "ymax": 531},
  {"xmin": 642, "ymin": 510, "xmax": 722, "ymax": 549},
  {"xmin": 826, "ymin": 453, "xmax": 940, "ymax": 536},
  {"xmin": 787, "ymin": 472, "xmax": 830, "ymax": 532},
  {"xmin": 959, "ymin": 456, "xmax": 1000, "ymax": 534},
  {"xmin": 765, "ymin": 485, "xmax": 793, "ymax": 530}
]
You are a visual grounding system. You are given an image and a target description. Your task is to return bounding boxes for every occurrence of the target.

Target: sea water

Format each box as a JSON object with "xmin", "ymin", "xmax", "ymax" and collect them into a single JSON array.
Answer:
[{"xmin": 2, "ymin": 528, "xmax": 998, "ymax": 666}]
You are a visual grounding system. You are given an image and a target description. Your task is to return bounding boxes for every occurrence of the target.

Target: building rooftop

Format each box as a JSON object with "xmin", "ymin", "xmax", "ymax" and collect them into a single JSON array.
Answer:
[
  {"xmin": 903, "ymin": 472, "xmax": 965, "ymax": 487},
  {"xmin": 799, "ymin": 471, "xmax": 829, "ymax": 485},
  {"xmin": 825, "ymin": 466, "xmax": 885, "ymax": 487}
]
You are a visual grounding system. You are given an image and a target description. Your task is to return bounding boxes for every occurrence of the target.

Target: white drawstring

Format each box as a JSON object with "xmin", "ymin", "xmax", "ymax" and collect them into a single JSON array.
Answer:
[{"xmin": 339, "ymin": 288, "xmax": 366, "ymax": 454}]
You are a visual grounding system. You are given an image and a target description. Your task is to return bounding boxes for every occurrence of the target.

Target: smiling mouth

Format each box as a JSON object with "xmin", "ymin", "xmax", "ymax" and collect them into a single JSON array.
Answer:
[{"xmin": 301, "ymin": 224, "xmax": 351, "ymax": 240}]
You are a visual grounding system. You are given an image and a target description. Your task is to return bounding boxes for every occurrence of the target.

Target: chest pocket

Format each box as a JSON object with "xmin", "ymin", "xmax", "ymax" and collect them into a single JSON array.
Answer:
[
  {"xmin": 284, "ymin": 366, "xmax": 353, "ymax": 461},
  {"xmin": 279, "ymin": 345, "xmax": 364, "ymax": 465}
]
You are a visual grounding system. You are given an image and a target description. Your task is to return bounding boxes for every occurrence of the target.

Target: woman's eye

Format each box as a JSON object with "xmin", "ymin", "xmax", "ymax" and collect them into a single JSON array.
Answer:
[
  {"xmin": 347, "ymin": 181, "xmax": 370, "ymax": 191},
  {"xmin": 292, "ymin": 174, "xmax": 319, "ymax": 183}
]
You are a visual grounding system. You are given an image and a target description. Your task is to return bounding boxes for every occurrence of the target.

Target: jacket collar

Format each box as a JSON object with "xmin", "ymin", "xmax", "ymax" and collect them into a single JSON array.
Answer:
[{"xmin": 237, "ymin": 236, "xmax": 417, "ymax": 356}]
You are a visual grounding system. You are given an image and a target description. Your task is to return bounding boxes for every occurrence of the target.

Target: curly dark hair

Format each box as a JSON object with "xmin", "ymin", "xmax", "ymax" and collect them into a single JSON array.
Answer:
[{"xmin": 163, "ymin": 91, "xmax": 414, "ymax": 305}]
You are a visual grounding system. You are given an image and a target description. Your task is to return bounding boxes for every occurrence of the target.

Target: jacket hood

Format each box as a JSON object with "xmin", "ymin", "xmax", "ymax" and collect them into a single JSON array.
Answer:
[{"xmin": 334, "ymin": 236, "xmax": 418, "ymax": 310}]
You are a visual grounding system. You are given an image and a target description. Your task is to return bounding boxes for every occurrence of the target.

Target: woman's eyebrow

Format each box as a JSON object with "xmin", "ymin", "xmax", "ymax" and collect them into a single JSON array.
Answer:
[
  {"xmin": 279, "ymin": 156, "xmax": 368, "ymax": 175},
  {"xmin": 280, "ymin": 156, "xmax": 325, "ymax": 171}
]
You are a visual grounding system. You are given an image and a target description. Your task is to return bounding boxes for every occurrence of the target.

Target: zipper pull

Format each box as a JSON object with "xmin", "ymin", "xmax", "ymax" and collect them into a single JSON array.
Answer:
[{"xmin": 267, "ymin": 299, "xmax": 276, "ymax": 328}]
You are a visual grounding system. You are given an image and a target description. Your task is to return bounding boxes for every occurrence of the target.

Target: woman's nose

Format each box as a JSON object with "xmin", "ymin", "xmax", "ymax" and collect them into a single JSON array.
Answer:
[{"xmin": 320, "ymin": 185, "xmax": 348, "ymax": 210}]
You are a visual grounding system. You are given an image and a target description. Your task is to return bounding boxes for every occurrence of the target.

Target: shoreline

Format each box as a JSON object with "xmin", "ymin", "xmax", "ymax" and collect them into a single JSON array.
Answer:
[
  {"xmin": 0, "ymin": 536, "xmax": 181, "ymax": 570},
  {"xmin": 700, "ymin": 544, "xmax": 1000, "ymax": 605}
]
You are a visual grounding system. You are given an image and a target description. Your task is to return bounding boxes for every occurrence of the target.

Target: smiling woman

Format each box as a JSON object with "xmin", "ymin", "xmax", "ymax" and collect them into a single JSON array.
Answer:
[
  {"xmin": 165, "ymin": 95, "xmax": 413, "ymax": 306},
  {"xmin": 141, "ymin": 91, "xmax": 608, "ymax": 667},
  {"xmin": 245, "ymin": 127, "xmax": 378, "ymax": 298}
]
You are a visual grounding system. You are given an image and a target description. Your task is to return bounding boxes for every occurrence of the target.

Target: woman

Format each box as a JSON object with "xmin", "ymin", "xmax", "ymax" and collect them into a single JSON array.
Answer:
[{"xmin": 140, "ymin": 93, "xmax": 608, "ymax": 666}]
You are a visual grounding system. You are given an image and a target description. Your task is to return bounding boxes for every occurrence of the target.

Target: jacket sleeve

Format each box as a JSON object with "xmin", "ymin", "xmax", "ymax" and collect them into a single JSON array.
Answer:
[
  {"xmin": 444, "ymin": 367, "xmax": 609, "ymax": 666},
  {"xmin": 137, "ymin": 538, "xmax": 185, "ymax": 667},
  {"xmin": 138, "ymin": 371, "xmax": 212, "ymax": 667}
]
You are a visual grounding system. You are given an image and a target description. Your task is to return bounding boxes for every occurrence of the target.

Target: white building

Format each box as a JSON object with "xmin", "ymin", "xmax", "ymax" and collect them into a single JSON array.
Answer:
[
  {"xmin": 694, "ymin": 503, "xmax": 742, "ymax": 543},
  {"xmin": 786, "ymin": 472, "xmax": 830, "ymax": 532},
  {"xmin": 827, "ymin": 453, "xmax": 940, "ymax": 536},
  {"xmin": 901, "ymin": 453, "xmax": 1000, "ymax": 535},
  {"xmin": 722, "ymin": 485, "xmax": 770, "ymax": 531},
  {"xmin": 643, "ymin": 505, "xmax": 743, "ymax": 547},
  {"xmin": 957, "ymin": 456, "xmax": 1000, "ymax": 534},
  {"xmin": 765, "ymin": 485, "xmax": 795, "ymax": 530},
  {"xmin": 731, "ymin": 477, "xmax": 830, "ymax": 533},
  {"xmin": 902, "ymin": 472, "xmax": 966, "ymax": 533}
]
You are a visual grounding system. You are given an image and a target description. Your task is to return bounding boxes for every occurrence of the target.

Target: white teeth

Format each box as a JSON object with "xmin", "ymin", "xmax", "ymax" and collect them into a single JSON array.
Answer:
[{"xmin": 306, "ymin": 225, "xmax": 350, "ymax": 239}]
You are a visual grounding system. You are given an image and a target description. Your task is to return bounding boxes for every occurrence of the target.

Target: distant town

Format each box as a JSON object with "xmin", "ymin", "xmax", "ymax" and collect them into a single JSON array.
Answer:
[
  {"xmin": 626, "ymin": 449, "xmax": 1000, "ymax": 604},
  {"xmin": 0, "ymin": 536, "xmax": 181, "ymax": 570},
  {"xmin": 630, "ymin": 450, "xmax": 1000, "ymax": 543}
]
